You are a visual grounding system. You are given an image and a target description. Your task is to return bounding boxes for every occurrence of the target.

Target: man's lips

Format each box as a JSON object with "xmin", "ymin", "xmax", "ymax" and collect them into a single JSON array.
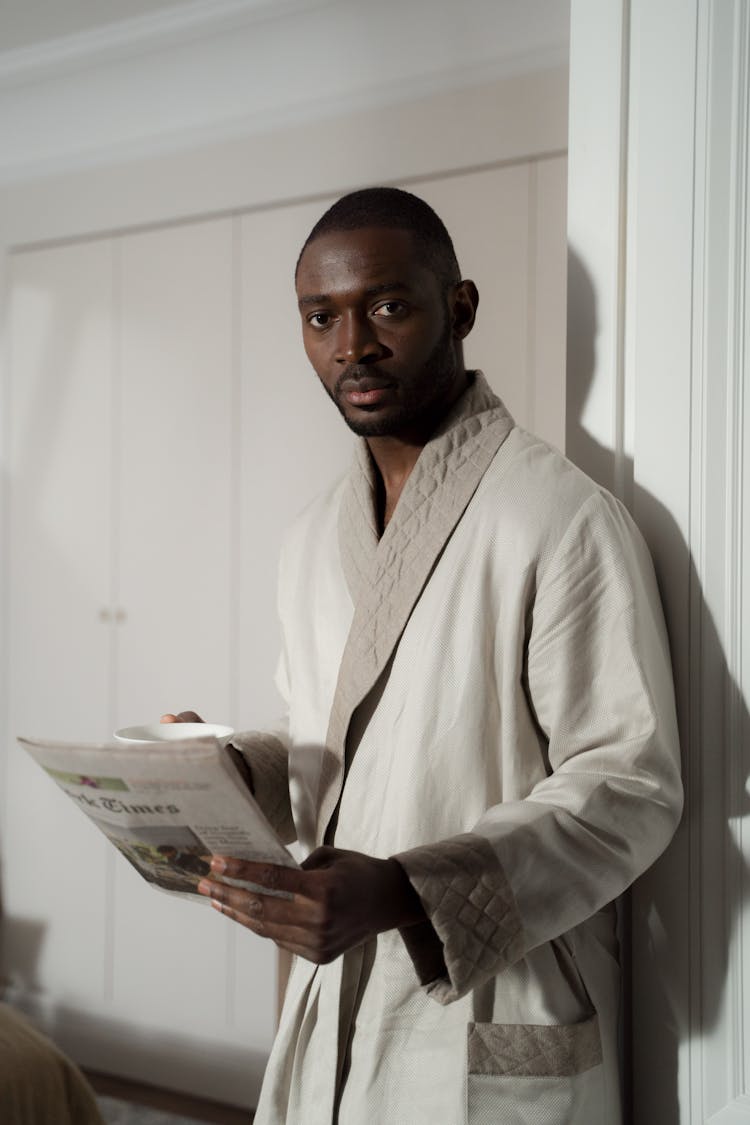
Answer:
[{"xmin": 337, "ymin": 373, "xmax": 396, "ymax": 408}]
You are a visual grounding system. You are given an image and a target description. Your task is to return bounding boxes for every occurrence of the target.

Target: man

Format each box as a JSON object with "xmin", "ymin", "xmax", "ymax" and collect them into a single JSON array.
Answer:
[{"xmin": 165, "ymin": 187, "xmax": 682, "ymax": 1123}]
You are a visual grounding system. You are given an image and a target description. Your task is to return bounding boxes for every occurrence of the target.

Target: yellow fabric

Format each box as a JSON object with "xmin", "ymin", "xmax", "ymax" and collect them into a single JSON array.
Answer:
[{"xmin": 0, "ymin": 1004, "xmax": 104, "ymax": 1125}]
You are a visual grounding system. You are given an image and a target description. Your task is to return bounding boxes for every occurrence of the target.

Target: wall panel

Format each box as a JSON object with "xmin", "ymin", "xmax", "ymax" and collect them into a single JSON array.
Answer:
[
  {"xmin": 4, "ymin": 240, "xmax": 114, "ymax": 1005},
  {"xmin": 113, "ymin": 218, "xmax": 237, "ymax": 1039}
]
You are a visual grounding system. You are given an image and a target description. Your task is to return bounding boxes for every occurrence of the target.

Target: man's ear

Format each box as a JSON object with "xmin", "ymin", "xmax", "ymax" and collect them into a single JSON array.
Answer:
[{"xmin": 450, "ymin": 280, "xmax": 479, "ymax": 339}]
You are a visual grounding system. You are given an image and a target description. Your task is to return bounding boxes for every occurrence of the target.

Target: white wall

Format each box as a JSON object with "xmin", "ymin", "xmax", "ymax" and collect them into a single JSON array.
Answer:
[{"xmin": 568, "ymin": 2, "xmax": 750, "ymax": 1121}]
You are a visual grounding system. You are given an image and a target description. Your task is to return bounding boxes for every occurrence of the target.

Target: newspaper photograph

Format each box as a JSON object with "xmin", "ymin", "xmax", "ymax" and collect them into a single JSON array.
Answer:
[{"xmin": 18, "ymin": 735, "xmax": 298, "ymax": 901}]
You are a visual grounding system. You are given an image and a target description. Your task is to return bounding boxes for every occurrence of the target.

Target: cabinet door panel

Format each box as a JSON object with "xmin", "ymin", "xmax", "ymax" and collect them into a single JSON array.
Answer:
[
  {"xmin": 116, "ymin": 219, "xmax": 234, "ymax": 725},
  {"xmin": 113, "ymin": 219, "xmax": 236, "ymax": 1036},
  {"xmin": 5, "ymin": 240, "xmax": 113, "ymax": 1002}
]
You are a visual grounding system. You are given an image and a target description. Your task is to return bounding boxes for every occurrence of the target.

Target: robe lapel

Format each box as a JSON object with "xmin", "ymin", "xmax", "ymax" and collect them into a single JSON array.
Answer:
[{"xmin": 317, "ymin": 373, "xmax": 515, "ymax": 842}]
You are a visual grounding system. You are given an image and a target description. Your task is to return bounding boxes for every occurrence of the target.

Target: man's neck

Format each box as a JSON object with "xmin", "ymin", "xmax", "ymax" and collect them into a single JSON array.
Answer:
[
  {"xmin": 368, "ymin": 437, "xmax": 424, "ymax": 533},
  {"xmin": 366, "ymin": 371, "xmax": 472, "ymax": 532}
]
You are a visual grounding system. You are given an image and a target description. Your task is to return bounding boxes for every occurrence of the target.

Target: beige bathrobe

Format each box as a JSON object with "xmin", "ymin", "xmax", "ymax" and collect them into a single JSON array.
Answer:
[{"xmin": 239, "ymin": 373, "xmax": 683, "ymax": 1125}]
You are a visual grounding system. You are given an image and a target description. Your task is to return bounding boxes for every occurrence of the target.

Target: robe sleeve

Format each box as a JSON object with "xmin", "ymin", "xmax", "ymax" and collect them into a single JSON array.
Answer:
[
  {"xmin": 230, "ymin": 729, "xmax": 296, "ymax": 845},
  {"xmin": 395, "ymin": 490, "xmax": 683, "ymax": 1004},
  {"xmin": 229, "ymin": 644, "xmax": 296, "ymax": 846}
]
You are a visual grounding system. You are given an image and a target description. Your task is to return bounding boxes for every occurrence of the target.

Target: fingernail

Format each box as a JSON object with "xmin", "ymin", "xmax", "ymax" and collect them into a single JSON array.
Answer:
[
  {"xmin": 211, "ymin": 856, "xmax": 226, "ymax": 874},
  {"xmin": 198, "ymin": 880, "xmax": 211, "ymax": 895}
]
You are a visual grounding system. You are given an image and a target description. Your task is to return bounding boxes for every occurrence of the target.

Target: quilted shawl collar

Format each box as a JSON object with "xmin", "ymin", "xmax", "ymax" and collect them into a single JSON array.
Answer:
[{"xmin": 317, "ymin": 372, "xmax": 515, "ymax": 841}]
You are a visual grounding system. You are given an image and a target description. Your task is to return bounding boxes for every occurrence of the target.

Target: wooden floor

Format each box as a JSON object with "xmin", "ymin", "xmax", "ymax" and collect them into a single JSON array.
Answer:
[{"xmin": 85, "ymin": 1070, "xmax": 253, "ymax": 1124}]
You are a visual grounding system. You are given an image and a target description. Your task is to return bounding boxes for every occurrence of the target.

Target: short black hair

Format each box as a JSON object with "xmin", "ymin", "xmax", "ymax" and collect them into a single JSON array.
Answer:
[{"xmin": 296, "ymin": 186, "xmax": 461, "ymax": 287}]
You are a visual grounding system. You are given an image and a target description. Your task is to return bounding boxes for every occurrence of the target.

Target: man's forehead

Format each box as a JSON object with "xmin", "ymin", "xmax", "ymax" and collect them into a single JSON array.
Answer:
[{"xmin": 296, "ymin": 226, "xmax": 427, "ymax": 294}]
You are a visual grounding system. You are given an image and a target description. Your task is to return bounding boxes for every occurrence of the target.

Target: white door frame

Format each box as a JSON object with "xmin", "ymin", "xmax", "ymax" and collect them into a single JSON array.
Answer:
[{"xmin": 568, "ymin": 2, "xmax": 750, "ymax": 1121}]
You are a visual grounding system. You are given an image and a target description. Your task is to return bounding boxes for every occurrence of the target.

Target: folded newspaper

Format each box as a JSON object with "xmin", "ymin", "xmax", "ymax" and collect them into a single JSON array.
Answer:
[{"xmin": 19, "ymin": 735, "xmax": 298, "ymax": 901}]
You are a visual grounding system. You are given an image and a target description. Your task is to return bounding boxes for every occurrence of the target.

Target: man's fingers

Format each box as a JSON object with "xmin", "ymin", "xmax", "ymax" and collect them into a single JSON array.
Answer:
[
  {"xmin": 160, "ymin": 711, "xmax": 204, "ymax": 724},
  {"xmin": 209, "ymin": 897, "xmax": 320, "ymax": 958},
  {"xmin": 199, "ymin": 877, "xmax": 309, "ymax": 923},
  {"xmin": 199, "ymin": 879, "xmax": 336, "ymax": 961},
  {"xmin": 211, "ymin": 856, "xmax": 307, "ymax": 896}
]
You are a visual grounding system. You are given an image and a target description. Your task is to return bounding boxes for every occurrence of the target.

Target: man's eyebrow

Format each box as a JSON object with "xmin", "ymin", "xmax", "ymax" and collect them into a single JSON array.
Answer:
[
  {"xmin": 297, "ymin": 281, "xmax": 411, "ymax": 308},
  {"xmin": 298, "ymin": 293, "xmax": 329, "ymax": 308},
  {"xmin": 363, "ymin": 281, "xmax": 411, "ymax": 297}
]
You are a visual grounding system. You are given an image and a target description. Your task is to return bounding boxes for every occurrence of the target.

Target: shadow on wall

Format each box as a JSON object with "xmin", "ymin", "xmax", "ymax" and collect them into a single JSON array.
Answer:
[{"xmin": 566, "ymin": 247, "xmax": 750, "ymax": 1124}]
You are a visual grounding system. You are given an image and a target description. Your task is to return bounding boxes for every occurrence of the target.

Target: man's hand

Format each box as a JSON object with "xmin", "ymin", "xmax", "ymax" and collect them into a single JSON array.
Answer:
[{"xmin": 197, "ymin": 847, "xmax": 428, "ymax": 963}]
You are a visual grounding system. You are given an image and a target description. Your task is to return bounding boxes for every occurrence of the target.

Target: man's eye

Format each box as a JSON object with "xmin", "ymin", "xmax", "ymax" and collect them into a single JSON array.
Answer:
[
  {"xmin": 308, "ymin": 312, "xmax": 331, "ymax": 328},
  {"xmin": 373, "ymin": 301, "xmax": 407, "ymax": 318}
]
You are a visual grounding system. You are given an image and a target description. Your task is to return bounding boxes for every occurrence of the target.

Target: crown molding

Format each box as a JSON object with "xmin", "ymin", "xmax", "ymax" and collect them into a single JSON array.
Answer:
[
  {"xmin": 0, "ymin": 50, "xmax": 568, "ymax": 187},
  {"xmin": 0, "ymin": 0, "xmax": 334, "ymax": 85}
]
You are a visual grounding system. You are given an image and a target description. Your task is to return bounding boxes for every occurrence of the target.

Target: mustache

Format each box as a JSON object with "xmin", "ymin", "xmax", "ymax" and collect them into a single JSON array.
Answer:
[{"xmin": 334, "ymin": 364, "xmax": 392, "ymax": 394}]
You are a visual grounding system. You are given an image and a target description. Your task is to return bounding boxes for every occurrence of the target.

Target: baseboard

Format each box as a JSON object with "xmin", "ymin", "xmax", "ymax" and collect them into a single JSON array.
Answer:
[{"xmin": 85, "ymin": 1069, "xmax": 253, "ymax": 1124}]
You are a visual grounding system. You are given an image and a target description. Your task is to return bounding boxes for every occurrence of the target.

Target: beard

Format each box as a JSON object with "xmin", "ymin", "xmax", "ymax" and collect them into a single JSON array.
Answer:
[{"xmin": 327, "ymin": 317, "xmax": 459, "ymax": 438}]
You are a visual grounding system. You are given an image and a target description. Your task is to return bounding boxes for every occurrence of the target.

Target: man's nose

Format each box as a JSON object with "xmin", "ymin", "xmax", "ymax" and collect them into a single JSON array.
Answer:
[{"xmin": 336, "ymin": 312, "xmax": 382, "ymax": 364}]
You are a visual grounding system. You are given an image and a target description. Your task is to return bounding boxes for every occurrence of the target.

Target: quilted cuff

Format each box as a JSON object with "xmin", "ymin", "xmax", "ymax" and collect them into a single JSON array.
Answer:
[
  {"xmin": 230, "ymin": 731, "xmax": 296, "ymax": 844},
  {"xmin": 395, "ymin": 833, "xmax": 525, "ymax": 1004}
]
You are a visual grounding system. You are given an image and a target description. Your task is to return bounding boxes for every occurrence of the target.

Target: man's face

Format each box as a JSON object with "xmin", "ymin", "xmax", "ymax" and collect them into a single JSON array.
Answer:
[{"xmin": 296, "ymin": 227, "xmax": 467, "ymax": 439}]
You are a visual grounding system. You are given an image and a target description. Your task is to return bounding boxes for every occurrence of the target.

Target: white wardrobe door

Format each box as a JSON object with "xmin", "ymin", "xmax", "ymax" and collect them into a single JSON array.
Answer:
[
  {"xmin": 115, "ymin": 219, "xmax": 234, "ymax": 726},
  {"xmin": 110, "ymin": 220, "xmax": 243, "ymax": 1059},
  {"xmin": 5, "ymin": 239, "xmax": 114, "ymax": 1003}
]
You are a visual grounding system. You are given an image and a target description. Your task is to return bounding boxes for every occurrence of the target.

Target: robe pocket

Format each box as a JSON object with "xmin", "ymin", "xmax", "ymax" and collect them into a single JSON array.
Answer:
[{"xmin": 466, "ymin": 1015, "xmax": 604, "ymax": 1125}]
